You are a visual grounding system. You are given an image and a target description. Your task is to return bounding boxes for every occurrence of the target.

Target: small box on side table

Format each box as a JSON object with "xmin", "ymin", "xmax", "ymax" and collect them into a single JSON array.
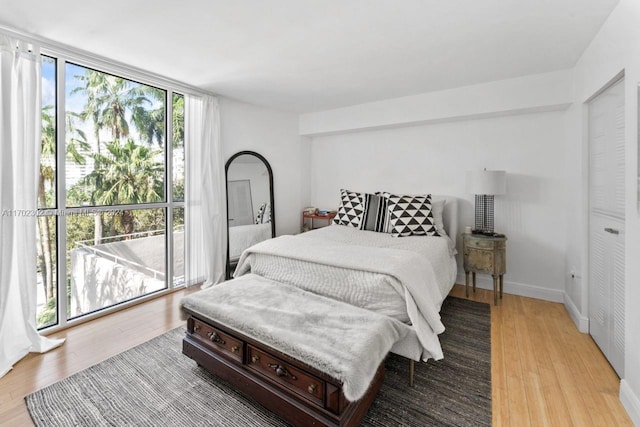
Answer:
[{"xmin": 462, "ymin": 233, "xmax": 507, "ymax": 305}]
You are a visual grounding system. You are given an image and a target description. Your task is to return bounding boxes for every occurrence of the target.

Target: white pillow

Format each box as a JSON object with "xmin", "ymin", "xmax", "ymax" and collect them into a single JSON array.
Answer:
[{"xmin": 431, "ymin": 199, "xmax": 447, "ymax": 237}]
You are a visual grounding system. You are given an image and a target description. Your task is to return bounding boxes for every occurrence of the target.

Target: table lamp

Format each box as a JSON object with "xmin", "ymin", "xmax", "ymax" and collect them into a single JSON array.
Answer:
[{"xmin": 466, "ymin": 169, "xmax": 506, "ymax": 234}]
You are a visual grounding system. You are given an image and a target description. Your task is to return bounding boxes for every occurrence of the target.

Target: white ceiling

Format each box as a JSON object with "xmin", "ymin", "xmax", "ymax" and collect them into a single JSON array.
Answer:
[{"xmin": 0, "ymin": 0, "xmax": 619, "ymax": 113}]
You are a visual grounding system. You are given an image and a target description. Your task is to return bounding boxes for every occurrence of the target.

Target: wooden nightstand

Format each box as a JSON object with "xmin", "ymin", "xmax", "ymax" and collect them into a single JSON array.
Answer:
[
  {"xmin": 301, "ymin": 211, "xmax": 336, "ymax": 232},
  {"xmin": 463, "ymin": 233, "xmax": 507, "ymax": 305}
]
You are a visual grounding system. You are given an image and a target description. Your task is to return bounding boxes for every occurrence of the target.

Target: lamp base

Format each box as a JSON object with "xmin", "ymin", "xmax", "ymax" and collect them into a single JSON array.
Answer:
[
  {"xmin": 472, "ymin": 229, "xmax": 504, "ymax": 238},
  {"xmin": 474, "ymin": 194, "xmax": 495, "ymax": 233}
]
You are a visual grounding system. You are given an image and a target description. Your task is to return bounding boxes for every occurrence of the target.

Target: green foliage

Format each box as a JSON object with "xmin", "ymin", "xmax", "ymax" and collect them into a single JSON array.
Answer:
[
  {"xmin": 173, "ymin": 178, "xmax": 184, "ymax": 202},
  {"xmin": 66, "ymin": 210, "xmax": 95, "ymax": 246},
  {"xmin": 173, "ymin": 209, "xmax": 184, "ymax": 232},
  {"xmin": 37, "ymin": 297, "xmax": 57, "ymax": 328},
  {"xmin": 87, "ymin": 139, "xmax": 164, "ymax": 206},
  {"xmin": 37, "ymin": 62, "xmax": 186, "ymax": 328},
  {"xmin": 172, "ymin": 93, "xmax": 184, "ymax": 147}
]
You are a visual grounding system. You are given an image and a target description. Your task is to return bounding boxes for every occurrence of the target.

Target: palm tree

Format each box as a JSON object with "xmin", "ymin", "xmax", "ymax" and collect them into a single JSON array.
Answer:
[
  {"xmin": 73, "ymin": 69, "xmax": 159, "ymax": 242},
  {"xmin": 38, "ymin": 106, "xmax": 56, "ymax": 300},
  {"xmin": 172, "ymin": 93, "xmax": 184, "ymax": 147},
  {"xmin": 38, "ymin": 108, "xmax": 90, "ymax": 300},
  {"xmin": 85, "ymin": 139, "xmax": 164, "ymax": 236},
  {"xmin": 132, "ymin": 86, "xmax": 166, "ymax": 146},
  {"xmin": 73, "ymin": 71, "xmax": 151, "ymax": 141}
]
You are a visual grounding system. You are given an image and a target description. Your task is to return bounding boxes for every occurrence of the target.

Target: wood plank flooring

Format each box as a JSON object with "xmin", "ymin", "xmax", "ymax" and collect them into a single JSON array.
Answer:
[{"xmin": 0, "ymin": 285, "xmax": 633, "ymax": 426}]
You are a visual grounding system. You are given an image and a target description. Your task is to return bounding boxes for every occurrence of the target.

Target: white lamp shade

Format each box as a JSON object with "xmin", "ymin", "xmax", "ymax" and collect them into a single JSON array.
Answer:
[{"xmin": 466, "ymin": 170, "xmax": 506, "ymax": 195}]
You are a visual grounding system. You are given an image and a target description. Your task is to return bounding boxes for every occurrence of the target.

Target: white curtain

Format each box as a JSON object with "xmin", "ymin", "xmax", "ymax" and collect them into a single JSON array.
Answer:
[
  {"xmin": 184, "ymin": 95, "xmax": 226, "ymax": 288},
  {"xmin": 0, "ymin": 35, "xmax": 64, "ymax": 379}
]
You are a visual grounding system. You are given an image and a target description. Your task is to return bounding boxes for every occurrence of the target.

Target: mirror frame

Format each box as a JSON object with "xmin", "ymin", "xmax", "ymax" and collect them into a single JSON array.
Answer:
[{"xmin": 225, "ymin": 151, "xmax": 275, "ymax": 279}]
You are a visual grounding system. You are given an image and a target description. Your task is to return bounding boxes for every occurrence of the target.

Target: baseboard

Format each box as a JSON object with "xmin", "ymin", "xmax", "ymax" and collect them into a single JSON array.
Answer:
[
  {"xmin": 455, "ymin": 273, "xmax": 564, "ymax": 303},
  {"xmin": 563, "ymin": 293, "xmax": 589, "ymax": 333},
  {"xmin": 620, "ymin": 380, "xmax": 640, "ymax": 426}
]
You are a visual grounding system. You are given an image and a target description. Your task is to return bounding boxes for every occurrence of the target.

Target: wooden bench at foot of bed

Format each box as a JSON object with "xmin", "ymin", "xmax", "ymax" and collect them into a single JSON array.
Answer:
[
  {"xmin": 180, "ymin": 275, "xmax": 409, "ymax": 426},
  {"xmin": 182, "ymin": 313, "xmax": 384, "ymax": 427}
]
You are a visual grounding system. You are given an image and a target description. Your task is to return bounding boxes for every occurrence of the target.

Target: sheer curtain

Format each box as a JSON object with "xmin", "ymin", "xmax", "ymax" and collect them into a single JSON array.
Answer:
[
  {"xmin": 184, "ymin": 94, "xmax": 226, "ymax": 288},
  {"xmin": 0, "ymin": 35, "xmax": 64, "ymax": 379}
]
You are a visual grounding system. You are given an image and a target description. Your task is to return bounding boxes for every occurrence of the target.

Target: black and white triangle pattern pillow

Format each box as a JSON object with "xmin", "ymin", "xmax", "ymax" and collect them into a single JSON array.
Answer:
[
  {"xmin": 385, "ymin": 193, "xmax": 440, "ymax": 237},
  {"xmin": 333, "ymin": 189, "xmax": 367, "ymax": 229}
]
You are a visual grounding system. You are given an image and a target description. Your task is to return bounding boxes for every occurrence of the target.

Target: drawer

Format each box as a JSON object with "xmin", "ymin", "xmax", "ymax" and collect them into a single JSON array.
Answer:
[
  {"xmin": 465, "ymin": 238, "xmax": 496, "ymax": 250},
  {"xmin": 191, "ymin": 318, "xmax": 243, "ymax": 363},
  {"xmin": 465, "ymin": 248, "xmax": 494, "ymax": 273},
  {"xmin": 247, "ymin": 345, "xmax": 324, "ymax": 406}
]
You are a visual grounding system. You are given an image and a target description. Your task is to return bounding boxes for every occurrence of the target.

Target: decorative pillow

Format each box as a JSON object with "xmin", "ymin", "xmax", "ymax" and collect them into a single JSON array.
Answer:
[
  {"xmin": 255, "ymin": 202, "xmax": 267, "ymax": 224},
  {"xmin": 333, "ymin": 189, "xmax": 367, "ymax": 229},
  {"xmin": 385, "ymin": 193, "xmax": 440, "ymax": 237},
  {"xmin": 362, "ymin": 193, "xmax": 388, "ymax": 232}
]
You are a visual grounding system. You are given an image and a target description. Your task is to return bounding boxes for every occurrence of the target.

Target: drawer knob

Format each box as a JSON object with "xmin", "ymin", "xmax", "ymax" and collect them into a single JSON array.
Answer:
[
  {"xmin": 207, "ymin": 331, "xmax": 226, "ymax": 345},
  {"xmin": 231, "ymin": 346, "xmax": 239, "ymax": 354},
  {"xmin": 268, "ymin": 363, "xmax": 297, "ymax": 380},
  {"xmin": 193, "ymin": 324, "xmax": 200, "ymax": 332},
  {"xmin": 251, "ymin": 355, "xmax": 260, "ymax": 363},
  {"xmin": 307, "ymin": 384, "xmax": 317, "ymax": 394}
]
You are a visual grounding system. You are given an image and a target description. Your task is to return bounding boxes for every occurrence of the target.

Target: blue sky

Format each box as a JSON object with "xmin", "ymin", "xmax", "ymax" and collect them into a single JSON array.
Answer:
[
  {"xmin": 39, "ymin": 56, "xmax": 182, "ymax": 191},
  {"xmin": 41, "ymin": 58, "xmax": 89, "ymax": 113},
  {"xmin": 40, "ymin": 57, "xmax": 170, "ymax": 190},
  {"xmin": 41, "ymin": 56, "xmax": 55, "ymax": 107}
]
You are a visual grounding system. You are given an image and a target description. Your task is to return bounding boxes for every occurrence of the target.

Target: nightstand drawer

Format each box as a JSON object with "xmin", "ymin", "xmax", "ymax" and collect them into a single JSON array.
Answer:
[
  {"xmin": 465, "ymin": 248, "xmax": 494, "ymax": 273},
  {"xmin": 465, "ymin": 238, "xmax": 496, "ymax": 250}
]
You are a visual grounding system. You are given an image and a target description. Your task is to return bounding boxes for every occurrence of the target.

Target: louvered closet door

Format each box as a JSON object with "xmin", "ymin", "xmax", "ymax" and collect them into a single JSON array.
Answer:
[{"xmin": 588, "ymin": 77, "xmax": 625, "ymax": 377}]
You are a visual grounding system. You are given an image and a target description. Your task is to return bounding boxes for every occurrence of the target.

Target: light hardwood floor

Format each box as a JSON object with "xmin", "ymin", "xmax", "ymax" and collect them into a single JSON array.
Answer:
[{"xmin": 0, "ymin": 285, "xmax": 633, "ymax": 426}]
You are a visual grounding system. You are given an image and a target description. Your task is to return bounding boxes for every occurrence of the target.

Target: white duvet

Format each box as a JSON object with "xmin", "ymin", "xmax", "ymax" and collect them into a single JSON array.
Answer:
[
  {"xmin": 234, "ymin": 225, "xmax": 457, "ymax": 360},
  {"xmin": 228, "ymin": 223, "xmax": 272, "ymax": 261}
]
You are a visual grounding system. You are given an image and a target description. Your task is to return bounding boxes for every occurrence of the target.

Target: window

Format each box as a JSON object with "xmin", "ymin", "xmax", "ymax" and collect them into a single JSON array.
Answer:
[{"xmin": 37, "ymin": 57, "xmax": 185, "ymax": 328}]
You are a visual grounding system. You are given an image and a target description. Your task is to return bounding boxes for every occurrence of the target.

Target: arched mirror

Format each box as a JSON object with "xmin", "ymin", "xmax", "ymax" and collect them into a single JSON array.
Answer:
[{"xmin": 225, "ymin": 151, "xmax": 275, "ymax": 278}]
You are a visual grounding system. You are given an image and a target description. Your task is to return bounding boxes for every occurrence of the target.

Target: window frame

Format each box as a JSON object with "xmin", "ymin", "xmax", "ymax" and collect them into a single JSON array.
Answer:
[{"xmin": 38, "ymin": 48, "xmax": 191, "ymax": 332}]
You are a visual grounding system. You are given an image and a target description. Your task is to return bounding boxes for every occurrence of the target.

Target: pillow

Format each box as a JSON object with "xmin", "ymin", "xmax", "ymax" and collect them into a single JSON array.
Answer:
[
  {"xmin": 362, "ymin": 193, "xmax": 388, "ymax": 232},
  {"xmin": 255, "ymin": 202, "xmax": 267, "ymax": 224},
  {"xmin": 332, "ymin": 189, "xmax": 367, "ymax": 229},
  {"xmin": 384, "ymin": 193, "xmax": 440, "ymax": 237},
  {"xmin": 431, "ymin": 199, "xmax": 447, "ymax": 236}
]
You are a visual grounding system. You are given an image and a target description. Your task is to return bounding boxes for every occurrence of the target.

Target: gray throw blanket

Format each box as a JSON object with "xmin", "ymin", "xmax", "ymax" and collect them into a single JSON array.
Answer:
[
  {"xmin": 181, "ymin": 274, "xmax": 410, "ymax": 401},
  {"xmin": 235, "ymin": 235, "xmax": 447, "ymax": 360}
]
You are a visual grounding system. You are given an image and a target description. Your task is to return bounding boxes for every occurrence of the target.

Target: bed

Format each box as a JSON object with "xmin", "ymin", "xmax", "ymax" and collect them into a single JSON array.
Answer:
[
  {"xmin": 228, "ymin": 222, "xmax": 272, "ymax": 263},
  {"xmin": 182, "ymin": 193, "xmax": 459, "ymax": 425},
  {"xmin": 233, "ymin": 195, "xmax": 458, "ymax": 362}
]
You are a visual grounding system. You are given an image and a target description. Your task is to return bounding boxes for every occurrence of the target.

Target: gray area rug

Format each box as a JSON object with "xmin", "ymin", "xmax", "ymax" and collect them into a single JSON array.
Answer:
[{"xmin": 26, "ymin": 297, "xmax": 491, "ymax": 426}]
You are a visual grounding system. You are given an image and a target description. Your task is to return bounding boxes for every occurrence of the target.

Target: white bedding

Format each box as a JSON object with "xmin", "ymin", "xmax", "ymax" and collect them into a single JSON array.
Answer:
[
  {"xmin": 234, "ymin": 225, "xmax": 457, "ymax": 360},
  {"xmin": 228, "ymin": 223, "xmax": 272, "ymax": 262}
]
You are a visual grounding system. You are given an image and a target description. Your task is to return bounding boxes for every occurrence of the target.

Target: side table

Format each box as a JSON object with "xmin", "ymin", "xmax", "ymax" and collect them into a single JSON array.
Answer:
[
  {"xmin": 301, "ymin": 211, "xmax": 336, "ymax": 232},
  {"xmin": 462, "ymin": 233, "xmax": 507, "ymax": 305}
]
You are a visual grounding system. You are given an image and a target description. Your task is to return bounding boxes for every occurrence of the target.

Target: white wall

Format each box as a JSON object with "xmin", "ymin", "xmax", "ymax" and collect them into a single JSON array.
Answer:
[
  {"xmin": 220, "ymin": 97, "xmax": 307, "ymax": 236},
  {"xmin": 303, "ymin": 71, "xmax": 575, "ymax": 302},
  {"xmin": 569, "ymin": 0, "xmax": 640, "ymax": 423},
  {"xmin": 308, "ymin": 109, "xmax": 569, "ymax": 302}
]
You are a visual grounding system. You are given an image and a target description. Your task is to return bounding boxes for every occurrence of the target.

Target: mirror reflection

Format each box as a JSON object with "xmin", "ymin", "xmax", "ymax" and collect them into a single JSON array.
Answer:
[{"xmin": 226, "ymin": 152, "xmax": 275, "ymax": 277}]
